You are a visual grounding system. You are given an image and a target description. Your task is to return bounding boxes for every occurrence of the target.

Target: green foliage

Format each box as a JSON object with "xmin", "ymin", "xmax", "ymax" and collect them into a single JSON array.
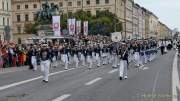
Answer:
[
  {"xmin": 24, "ymin": 22, "xmax": 38, "ymax": 34},
  {"xmin": 34, "ymin": 10, "xmax": 123, "ymax": 36}
]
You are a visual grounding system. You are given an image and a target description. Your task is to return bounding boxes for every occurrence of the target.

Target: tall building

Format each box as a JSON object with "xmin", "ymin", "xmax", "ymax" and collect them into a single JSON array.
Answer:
[
  {"xmin": 12, "ymin": 0, "xmax": 125, "ymax": 34},
  {"xmin": 132, "ymin": 3, "xmax": 139, "ymax": 39},
  {"xmin": 136, "ymin": 5, "xmax": 145, "ymax": 39},
  {"xmin": 157, "ymin": 21, "xmax": 172, "ymax": 39},
  {"xmin": 12, "ymin": 0, "xmax": 41, "ymax": 34},
  {"xmin": 0, "ymin": 0, "xmax": 12, "ymax": 41},
  {"xmin": 142, "ymin": 7, "xmax": 158, "ymax": 39},
  {"xmin": 124, "ymin": 0, "xmax": 133, "ymax": 39}
]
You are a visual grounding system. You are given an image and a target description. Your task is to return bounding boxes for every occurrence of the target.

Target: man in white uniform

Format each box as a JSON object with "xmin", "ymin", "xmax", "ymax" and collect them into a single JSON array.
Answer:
[{"xmin": 40, "ymin": 45, "xmax": 51, "ymax": 83}]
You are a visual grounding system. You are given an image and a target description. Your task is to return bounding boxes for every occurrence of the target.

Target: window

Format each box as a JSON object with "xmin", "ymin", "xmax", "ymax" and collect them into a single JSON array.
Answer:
[
  {"xmin": 96, "ymin": 10, "xmax": 100, "ymax": 14},
  {"xmin": 17, "ymin": 15, "xmax": 21, "ymax": 22},
  {"xmin": 96, "ymin": 0, "xmax": 100, "ymax": 4},
  {"xmin": 17, "ymin": 26, "xmax": 21, "ymax": 33},
  {"xmin": 105, "ymin": 9, "xmax": 109, "ymax": 12},
  {"xmin": 2, "ymin": 2, "xmax": 4, "ymax": 10},
  {"xmin": 7, "ymin": 2, "xmax": 8, "ymax": 10},
  {"xmin": 33, "ymin": 13, "xmax": 37, "ymax": 21},
  {"xmin": 25, "ymin": 5, "xmax": 28, "ymax": 9},
  {"xmin": 3, "ymin": 17, "xmax": 5, "ymax": 26},
  {"xmin": 17, "ymin": 5, "xmax": 20, "ymax": 10},
  {"xmin": 86, "ymin": 0, "xmax": 90, "ymax": 5},
  {"xmin": 7, "ymin": 18, "xmax": 9, "ymax": 26},
  {"xmin": 68, "ymin": 2, "xmax": 72, "ymax": 6},
  {"xmin": 25, "ymin": 14, "xmax": 29, "ymax": 21},
  {"xmin": 87, "ymin": 10, "xmax": 91, "ymax": 14},
  {"xmin": 33, "ymin": 4, "xmax": 37, "ymax": 8},
  {"xmin": 59, "ymin": 2, "xmax": 63, "ymax": 7},
  {"xmin": 68, "ymin": 11, "xmax": 73, "ymax": 16},
  {"xmin": 105, "ymin": 0, "xmax": 109, "ymax": 4},
  {"xmin": 77, "ymin": 1, "xmax": 81, "ymax": 6}
]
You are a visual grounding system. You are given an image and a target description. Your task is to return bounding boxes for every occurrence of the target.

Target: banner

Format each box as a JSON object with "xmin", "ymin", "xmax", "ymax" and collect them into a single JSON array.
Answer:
[
  {"xmin": 83, "ymin": 21, "xmax": 88, "ymax": 35},
  {"xmin": 52, "ymin": 16, "xmax": 61, "ymax": 36},
  {"xmin": 76, "ymin": 21, "xmax": 81, "ymax": 35},
  {"xmin": 68, "ymin": 19, "xmax": 76, "ymax": 35}
]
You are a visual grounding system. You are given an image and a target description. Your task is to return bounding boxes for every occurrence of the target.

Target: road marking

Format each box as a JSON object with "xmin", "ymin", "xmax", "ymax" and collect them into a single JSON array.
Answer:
[
  {"xmin": 85, "ymin": 77, "xmax": 102, "ymax": 86},
  {"xmin": 151, "ymin": 64, "xmax": 161, "ymax": 101},
  {"xmin": 142, "ymin": 67, "xmax": 149, "ymax": 70},
  {"xmin": 52, "ymin": 94, "xmax": 71, "ymax": 101},
  {"xmin": 108, "ymin": 69, "xmax": 118, "ymax": 74},
  {"xmin": 0, "ymin": 67, "xmax": 82, "ymax": 91},
  {"xmin": 139, "ymin": 65, "xmax": 144, "ymax": 69},
  {"xmin": 172, "ymin": 52, "xmax": 180, "ymax": 101}
]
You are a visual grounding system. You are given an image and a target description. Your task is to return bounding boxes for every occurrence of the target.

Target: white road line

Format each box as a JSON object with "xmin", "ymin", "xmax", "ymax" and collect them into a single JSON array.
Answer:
[
  {"xmin": 108, "ymin": 69, "xmax": 118, "ymax": 74},
  {"xmin": 172, "ymin": 52, "xmax": 180, "ymax": 101},
  {"xmin": 142, "ymin": 67, "xmax": 149, "ymax": 70},
  {"xmin": 85, "ymin": 77, "xmax": 102, "ymax": 86},
  {"xmin": 0, "ymin": 67, "xmax": 81, "ymax": 91},
  {"xmin": 52, "ymin": 94, "xmax": 71, "ymax": 101},
  {"xmin": 151, "ymin": 64, "xmax": 161, "ymax": 101}
]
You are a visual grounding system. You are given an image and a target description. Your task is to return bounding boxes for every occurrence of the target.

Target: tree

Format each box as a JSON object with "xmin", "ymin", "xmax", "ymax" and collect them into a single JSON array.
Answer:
[{"xmin": 24, "ymin": 22, "xmax": 38, "ymax": 34}]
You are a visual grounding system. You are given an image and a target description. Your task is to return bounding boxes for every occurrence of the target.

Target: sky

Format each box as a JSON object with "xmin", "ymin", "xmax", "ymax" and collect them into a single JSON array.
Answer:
[{"xmin": 134, "ymin": 0, "xmax": 180, "ymax": 31}]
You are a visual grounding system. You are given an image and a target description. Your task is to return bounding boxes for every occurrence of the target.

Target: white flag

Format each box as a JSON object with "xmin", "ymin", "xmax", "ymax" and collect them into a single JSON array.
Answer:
[
  {"xmin": 52, "ymin": 16, "xmax": 61, "ymax": 36},
  {"xmin": 76, "ymin": 21, "xmax": 81, "ymax": 35},
  {"xmin": 84, "ymin": 21, "xmax": 88, "ymax": 35},
  {"xmin": 68, "ymin": 19, "xmax": 76, "ymax": 35}
]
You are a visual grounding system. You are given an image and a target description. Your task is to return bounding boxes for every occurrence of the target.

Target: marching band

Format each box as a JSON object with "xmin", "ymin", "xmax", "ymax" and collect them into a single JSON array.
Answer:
[{"xmin": 28, "ymin": 36, "xmax": 160, "ymax": 82}]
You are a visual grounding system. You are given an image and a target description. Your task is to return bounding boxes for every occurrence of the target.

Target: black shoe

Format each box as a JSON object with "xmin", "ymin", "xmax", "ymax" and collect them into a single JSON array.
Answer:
[
  {"xmin": 43, "ymin": 80, "xmax": 48, "ymax": 83},
  {"xmin": 119, "ymin": 77, "xmax": 123, "ymax": 80}
]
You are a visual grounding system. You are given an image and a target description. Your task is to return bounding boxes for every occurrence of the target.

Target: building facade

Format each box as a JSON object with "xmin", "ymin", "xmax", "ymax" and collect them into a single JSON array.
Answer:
[
  {"xmin": 137, "ymin": 5, "xmax": 145, "ymax": 39},
  {"xmin": 0, "ymin": 0, "xmax": 12, "ymax": 41},
  {"xmin": 12, "ymin": 0, "xmax": 126, "ymax": 34},
  {"xmin": 148, "ymin": 12, "xmax": 158, "ymax": 39},
  {"xmin": 157, "ymin": 21, "xmax": 172, "ymax": 39},
  {"xmin": 12, "ymin": 0, "xmax": 41, "ymax": 34},
  {"xmin": 132, "ymin": 3, "xmax": 139, "ymax": 39},
  {"xmin": 124, "ymin": 0, "xmax": 133, "ymax": 39}
]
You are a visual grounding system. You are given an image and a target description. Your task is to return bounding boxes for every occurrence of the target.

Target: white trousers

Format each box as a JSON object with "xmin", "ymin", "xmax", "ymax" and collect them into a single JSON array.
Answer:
[
  {"xmin": 73, "ymin": 55, "xmax": 79, "ymax": 68},
  {"xmin": 31, "ymin": 56, "xmax": 37, "ymax": 70},
  {"xmin": 92, "ymin": 52, "xmax": 96, "ymax": 63},
  {"xmin": 96, "ymin": 53, "xmax": 101, "ymax": 67},
  {"xmin": 87, "ymin": 55, "xmax": 92, "ymax": 69},
  {"xmin": 52, "ymin": 56, "xmax": 58, "ymax": 67},
  {"xmin": 40, "ymin": 60, "xmax": 50, "ymax": 81},
  {"xmin": 81, "ymin": 54, "xmax": 85, "ymax": 66},
  {"xmin": 112, "ymin": 55, "xmax": 118, "ymax": 68},
  {"xmin": 62, "ymin": 54, "xmax": 69, "ymax": 69},
  {"xmin": 119, "ymin": 60, "xmax": 128, "ymax": 78},
  {"xmin": 134, "ymin": 52, "xmax": 140, "ymax": 66}
]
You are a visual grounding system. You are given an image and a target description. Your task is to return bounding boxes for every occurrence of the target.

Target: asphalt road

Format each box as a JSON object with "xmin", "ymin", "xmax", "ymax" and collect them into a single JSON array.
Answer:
[{"xmin": 0, "ymin": 50, "xmax": 179, "ymax": 101}]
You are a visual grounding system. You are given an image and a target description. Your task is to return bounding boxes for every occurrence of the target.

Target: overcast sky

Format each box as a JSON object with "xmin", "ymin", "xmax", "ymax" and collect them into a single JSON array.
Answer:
[{"xmin": 134, "ymin": 0, "xmax": 180, "ymax": 31}]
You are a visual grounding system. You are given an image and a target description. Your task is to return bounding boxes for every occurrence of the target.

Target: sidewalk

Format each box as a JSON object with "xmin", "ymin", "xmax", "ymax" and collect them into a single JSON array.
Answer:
[{"xmin": 0, "ymin": 66, "xmax": 29, "ymax": 75}]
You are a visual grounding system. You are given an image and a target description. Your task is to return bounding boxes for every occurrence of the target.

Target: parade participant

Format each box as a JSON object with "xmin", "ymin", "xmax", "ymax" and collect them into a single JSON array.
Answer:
[
  {"xmin": 80, "ymin": 45, "xmax": 86, "ymax": 66},
  {"xmin": 102, "ymin": 45, "xmax": 107, "ymax": 65},
  {"xmin": 40, "ymin": 44, "xmax": 51, "ymax": 83},
  {"xmin": 86, "ymin": 46, "xmax": 93, "ymax": 69},
  {"xmin": 51, "ymin": 45, "xmax": 59, "ymax": 68},
  {"xmin": 112, "ymin": 43, "xmax": 118, "ymax": 68},
  {"xmin": 92, "ymin": 44, "xmax": 96, "ymax": 63},
  {"xmin": 61, "ymin": 44, "xmax": 69, "ymax": 70},
  {"xmin": 119, "ymin": 44, "xmax": 128, "ymax": 80},
  {"xmin": 30, "ymin": 45, "xmax": 38, "ymax": 71},
  {"xmin": 139, "ymin": 42, "xmax": 145, "ymax": 66},
  {"xmin": 133, "ymin": 42, "xmax": 141, "ymax": 67},
  {"xmin": 177, "ymin": 42, "xmax": 180, "ymax": 56},
  {"xmin": 72, "ymin": 46, "xmax": 79, "ymax": 68},
  {"xmin": 94, "ymin": 44, "xmax": 101, "ymax": 67},
  {"xmin": 160, "ymin": 42, "xmax": 165, "ymax": 55},
  {"xmin": 128, "ymin": 42, "xmax": 134, "ymax": 63}
]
